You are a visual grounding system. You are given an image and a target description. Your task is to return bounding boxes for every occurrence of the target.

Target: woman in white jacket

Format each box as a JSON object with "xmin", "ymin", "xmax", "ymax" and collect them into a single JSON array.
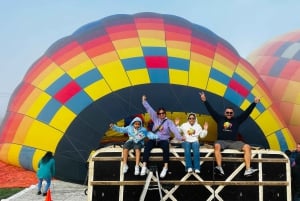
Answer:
[{"xmin": 175, "ymin": 113, "xmax": 208, "ymax": 173}]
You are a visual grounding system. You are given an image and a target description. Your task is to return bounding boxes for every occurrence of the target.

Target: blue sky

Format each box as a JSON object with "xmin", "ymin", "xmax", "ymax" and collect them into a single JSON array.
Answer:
[{"xmin": 0, "ymin": 0, "xmax": 300, "ymax": 117}]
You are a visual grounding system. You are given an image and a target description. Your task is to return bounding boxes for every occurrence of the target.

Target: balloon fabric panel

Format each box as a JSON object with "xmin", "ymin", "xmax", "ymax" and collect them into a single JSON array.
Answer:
[
  {"xmin": 0, "ymin": 13, "xmax": 295, "ymax": 183},
  {"xmin": 248, "ymin": 30, "xmax": 300, "ymax": 143}
]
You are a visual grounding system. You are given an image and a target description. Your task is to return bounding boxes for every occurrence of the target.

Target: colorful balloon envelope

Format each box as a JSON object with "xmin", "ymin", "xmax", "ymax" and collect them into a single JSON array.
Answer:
[
  {"xmin": 0, "ymin": 13, "xmax": 294, "ymax": 183},
  {"xmin": 248, "ymin": 30, "xmax": 300, "ymax": 144}
]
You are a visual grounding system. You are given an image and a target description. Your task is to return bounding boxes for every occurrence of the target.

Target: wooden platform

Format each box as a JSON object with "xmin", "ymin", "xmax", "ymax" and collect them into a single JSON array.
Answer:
[{"xmin": 87, "ymin": 145, "xmax": 291, "ymax": 201}]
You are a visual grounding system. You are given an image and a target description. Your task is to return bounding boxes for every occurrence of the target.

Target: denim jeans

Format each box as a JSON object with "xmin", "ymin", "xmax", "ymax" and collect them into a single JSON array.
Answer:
[
  {"xmin": 143, "ymin": 139, "xmax": 170, "ymax": 163},
  {"xmin": 182, "ymin": 141, "xmax": 200, "ymax": 170},
  {"xmin": 37, "ymin": 178, "xmax": 51, "ymax": 193}
]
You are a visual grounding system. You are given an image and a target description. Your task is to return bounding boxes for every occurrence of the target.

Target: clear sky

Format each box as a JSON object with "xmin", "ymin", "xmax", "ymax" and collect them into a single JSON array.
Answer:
[{"xmin": 0, "ymin": 0, "xmax": 300, "ymax": 118}]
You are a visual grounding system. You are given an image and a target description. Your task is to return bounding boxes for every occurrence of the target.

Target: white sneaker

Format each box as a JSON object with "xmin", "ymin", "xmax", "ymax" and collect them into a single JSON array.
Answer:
[
  {"xmin": 244, "ymin": 168, "xmax": 258, "ymax": 177},
  {"xmin": 195, "ymin": 169, "xmax": 200, "ymax": 174},
  {"xmin": 140, "ymin": 166, "xmax": 147, "ymax": 176},
  {"xmin": 123, "ymin": 164, "xmax": 129, "ymax": 174},
  {"xmin": 214, "ymin": 166, "xmax": 224, "ymax": 176},
  {"xmin": 187, "ymin": 168, "xmax": 193, "ymax": 173},
  {"xmin": 160, "ymin": 168, "xmax": 168, "ymax": 178},
  {"xmin": 134, "ymin": 166, "xmax": 140, "ymax": 175}
]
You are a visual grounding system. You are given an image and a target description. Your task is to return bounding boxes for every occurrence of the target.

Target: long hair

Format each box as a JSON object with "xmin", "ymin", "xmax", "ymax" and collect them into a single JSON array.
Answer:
[{"xmin": 41, "ymin": 151, "xmax": 53, "ymax": 163}]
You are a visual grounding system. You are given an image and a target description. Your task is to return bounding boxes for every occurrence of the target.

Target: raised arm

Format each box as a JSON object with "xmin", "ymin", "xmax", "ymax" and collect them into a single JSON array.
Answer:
[
  {"xmin": 142, "ymin": 95, "xmax": 157, "ymax": 121},
  {"xmin": 238, "ymin": 97, "xmax": 261, "ymax": 123},
  {"xmin": 199, "ymin": 122, "xmax": 208, "ymax": 138},
  {"xmin": 199, "ymin": 92, "xmax": 222, "ymax": 122}
]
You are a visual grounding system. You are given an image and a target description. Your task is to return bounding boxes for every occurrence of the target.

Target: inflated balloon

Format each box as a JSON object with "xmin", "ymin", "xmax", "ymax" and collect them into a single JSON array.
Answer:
[
  {"xmin": 248, "ymin": 30, "xmax": 300, "ymax": 145},
  {"xmin": 0, "ymin": 13, "xmax": 294, "ymax": 183}
]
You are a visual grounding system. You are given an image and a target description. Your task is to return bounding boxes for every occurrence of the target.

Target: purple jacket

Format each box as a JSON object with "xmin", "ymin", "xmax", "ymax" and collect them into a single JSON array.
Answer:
[{"xmin": 143, "ymin": 100, "xmax": 183, "ymax": 141}]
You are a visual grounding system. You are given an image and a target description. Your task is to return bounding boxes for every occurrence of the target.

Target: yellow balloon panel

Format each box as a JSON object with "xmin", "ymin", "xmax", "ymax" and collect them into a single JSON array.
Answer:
[
  {"xmin": 0, "ymin": 144, "xmax": 10, "ymax": 163},
  {"xmin": 35, "ymin": 64, "xmax": 65, "ymax": 90},
  {"xmin": 188, "ymin": 61, "xmax": 210, "ymax": 89},
  {"xmin": 24, "ymin": 120, "xmax": 62, "ymax": 152},
  {"xmin": 18, "ymin": 88, "xmax": 43, "ymax": 115},
  {"xmin": 282, "ymin": 128, "xmax": 297, "ymax": 150},
  {"xmin": 169, "ymin": 69, "xmax": 188, "ymax": 85},
  {"xmin": 138, "ymin": 30, "xmax": 165, "ymax": 46},
  {"xmin": 97, "ymin": 61, "xmax": 131, "ymax": 91},
  {"xmin": 291, "ymin": 105, "xmax": 300, "ymax": 124},
  {"xmin": 26, "ymin": 92, "xmax": 51, "ymax": 118},
  {"xmin": 283, "ymin": 81, "xmax": 300, "ymax": 103},
  {"xmin": 256, "ymin": 110, "xmax": 284, "ymax": 135},
  {"xmin": 207, "ymin": 79, "xmax": 226, "ymax": 97},
  {"xmin": 49, "ymin": 106, "xmax": 76, "ymax": 132},
  {"xmin": 113, "ymin": 42, "xmax": 143, "ymax": 59},
  {"xmin": 65, "ymin": 57, "xmax": 96, "ymax": 79},
  {"xmin": 167, "ymin": 42, "xmax": 191, "ymax": 59},
  {"xmin": 266, "ymin": 134, "xmax": 281, "ymax": 150},
  {"xmin": 235, "ymin": 65, "xmax": 258, "ymax": 87},
  {"xmin": 127, "ymin": 69, "xmax": 150, "ymax": 85},
  {"xmin": 213, "ymin": 55, "xmax": 235, "ymax": 77},
  {"xmin": 84, "ymin": 79, "xmax": 112, "ymax": 101},
  {"xmin": 7, "ymin": 144, "xmax": 23, "ymax": 167}
]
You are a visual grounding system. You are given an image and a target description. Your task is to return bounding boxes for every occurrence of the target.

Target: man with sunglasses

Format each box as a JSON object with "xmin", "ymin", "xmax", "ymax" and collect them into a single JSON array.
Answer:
[
  {"xmin": 140, "ymin": 95, "xmax": 185, "ymax": 178},
  {"xmin": 199, "ymin": 92, "xmax": 260, "ymax": 177}
]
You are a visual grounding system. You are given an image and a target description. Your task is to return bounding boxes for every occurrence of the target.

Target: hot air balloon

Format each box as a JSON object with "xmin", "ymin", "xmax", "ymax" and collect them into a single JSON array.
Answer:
[
  {"xmin": 248, "ymin": 30, "xmax": 300, "ymax": 145},
  {"xmin": 0, "ymin": 12, "xmax": 294, "ymax": 183}
]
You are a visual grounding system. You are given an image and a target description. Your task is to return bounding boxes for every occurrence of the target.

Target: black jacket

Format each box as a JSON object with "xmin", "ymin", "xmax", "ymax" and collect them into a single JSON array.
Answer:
[{"xmin": 203, "ymin": 100, "xmax": 256, "ymax": 141}]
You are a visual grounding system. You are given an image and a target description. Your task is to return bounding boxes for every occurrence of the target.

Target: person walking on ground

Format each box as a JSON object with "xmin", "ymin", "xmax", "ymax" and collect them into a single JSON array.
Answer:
[
  {"xmin": 199, "ymin": 92, "xmax": 260, "ymax": 177},
  {"xmin": 110, "ymin": 116, "xmax": 157, "ymax": 175},
  {"xmin": 141, "ymin": 95, "xmax": 185, "ymax": 178},
  {"xmin": 36, "ymin": 151, "xmax": 55, "ymax": 196},
  {"xmin": 175, "ymin": 112, "xmax": 208, "ymax": 174}
]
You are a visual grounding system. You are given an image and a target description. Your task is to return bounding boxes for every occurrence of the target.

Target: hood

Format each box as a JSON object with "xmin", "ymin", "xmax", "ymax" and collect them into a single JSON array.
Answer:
[
  {"xmin": 187, "ymin": 112, "xmax": 198, "ymax": 121},
  {"xmin": 130, "ymin": 116, "xmax": 143, "ymax": 126}
]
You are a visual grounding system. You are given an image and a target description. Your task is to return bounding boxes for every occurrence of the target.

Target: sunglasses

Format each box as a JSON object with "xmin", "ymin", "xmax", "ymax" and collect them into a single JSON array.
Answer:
[
  {"xmin": 157, "ymin": 112, "xmax": 166, "ymax": 115},
  {"xmin": 188, "ymin": 117, "xmax": 195, "ymax": 120},
  {"xmin": 225, "ymin": 111, "xmax": 233, "ymax": 115}
]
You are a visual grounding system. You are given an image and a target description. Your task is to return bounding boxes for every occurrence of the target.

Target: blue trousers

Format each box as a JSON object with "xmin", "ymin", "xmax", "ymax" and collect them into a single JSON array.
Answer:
[
  {"xmin": 37, "ymin": 178, "xmax": 51, "ymax": 193},
  {"xmin": 182, "ymin": 141, "xmax": 200, "ymax": 170}
]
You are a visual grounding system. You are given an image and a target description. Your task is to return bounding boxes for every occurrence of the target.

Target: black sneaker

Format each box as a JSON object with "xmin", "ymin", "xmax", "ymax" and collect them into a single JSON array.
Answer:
[
  {"xmin": 37, "ymin": 191, "xmax": 41, "ymax": 195},
  {"xmin": 214, "ymin": 166, "xmax": 225, "ymax": 176},
  {"xmin": 43, "ymin": 192, "xmax": 47, "ymax": 196}
]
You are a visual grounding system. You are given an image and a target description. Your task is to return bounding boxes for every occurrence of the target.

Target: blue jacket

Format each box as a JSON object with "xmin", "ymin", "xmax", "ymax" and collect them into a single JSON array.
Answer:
[
  {"xmin": 111, "ymin": 117, "xmax": 157, "ymax": 143},
  {"xmin": 37, "ymin": 158, "xmax": 55, "ymax": 179}
]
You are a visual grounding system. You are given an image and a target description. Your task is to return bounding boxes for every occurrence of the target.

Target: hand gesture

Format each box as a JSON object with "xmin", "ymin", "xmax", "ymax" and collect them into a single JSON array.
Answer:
[
  {"xmin": 254, "ymin": 96, "xmax": 261, "ymax": 104},
  {"xmin": 203, "ymin": 121, "xmax": 208, "ymax": 130},
  {"xmin": 174, "ymin": 117, "xmax": 180, "ymax": 126},
  {"xmin": 199, "ymin": 92, "xmax": 206, "ymax": 102},
  {"xmin": 142, "ymin": 95, "xmax": 147, "ymax": 102}
]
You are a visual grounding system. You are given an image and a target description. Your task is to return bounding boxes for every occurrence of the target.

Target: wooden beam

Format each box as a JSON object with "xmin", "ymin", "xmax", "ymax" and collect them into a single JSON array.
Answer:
[
  {"xmin": 90, "ymin": 180, "xmax": 288, "ymax": 186},
  {"xmin": 92, "ymin": 156, "xmax": 288, "ymax": 163}
]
